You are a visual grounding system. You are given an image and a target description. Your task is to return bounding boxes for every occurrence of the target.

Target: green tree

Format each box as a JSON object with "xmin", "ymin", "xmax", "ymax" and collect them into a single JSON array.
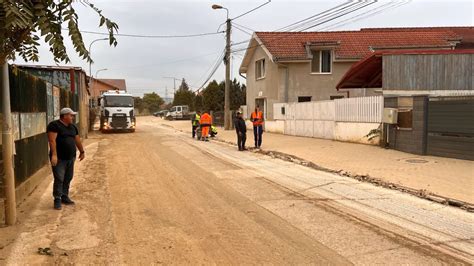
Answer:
[
  {"xmin": 173, "ymin": 78, "xmax": 195, "ymax": 110},
  {"xmin": 133, "ymin": 96, "xmax": 144, "ymax": 113},
  {"xmin": 142, "ymin": 92, "xmax": 164, "ymax": 113},
  {"xmin": 0, "ymin": 1, "xmax": 118, "ymax": 63},
  {"xmin": 201, "ymin": 79, "xmax": 246, "ymax": 112},
  {"xmin": 202, "ymin": 80, "xmax": 223, "ymax": 112},
  {"xmin": 230, "ymin": 78, "xmax": 246, "ymax": 110},
  {"xmin": 178, "ymin": 78, "xmax": 189, "ymax": 91},
  {"xmin": 194, "ymin": 94, "xmax": 203, "ymax": 112}
]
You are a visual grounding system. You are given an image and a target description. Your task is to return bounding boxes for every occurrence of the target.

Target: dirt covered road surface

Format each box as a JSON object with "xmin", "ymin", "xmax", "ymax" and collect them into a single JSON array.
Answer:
[{"xmin": 1, "ymin": 117, "xmax": 472, "ymax": 265}]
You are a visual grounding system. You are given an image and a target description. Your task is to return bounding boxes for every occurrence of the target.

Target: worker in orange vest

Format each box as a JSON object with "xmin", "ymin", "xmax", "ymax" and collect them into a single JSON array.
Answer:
[
  {"xmin": 199, "ymin": 111, "xmax": 212, "ymax": 141},
  {"xmin": 250, "ymin": 105, "xmax": 264, "ymax": 148}
]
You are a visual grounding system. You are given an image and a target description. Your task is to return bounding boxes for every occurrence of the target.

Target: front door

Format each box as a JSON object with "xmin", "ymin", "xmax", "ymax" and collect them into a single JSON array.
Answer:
[{"xmin": 255, "ymin": 98, "xmax": 266, "ymax": 120}]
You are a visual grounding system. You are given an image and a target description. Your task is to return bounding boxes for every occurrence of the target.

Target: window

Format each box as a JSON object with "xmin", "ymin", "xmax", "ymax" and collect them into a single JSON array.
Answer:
[
  {"xmin": 298, "ymin": 96, "xmax": 312, "ymax": 102},
  {"xmin": 311, "ymin": 50, "xmax": 332, "ymax": 73},
  {"xmin": 281, "ymin": 106, "xmax": 286, "ymax": 115},
  {"xmin": 255, "ymin": 59, "xmax": 265, "ymax": 79},
  {"xmin": 330, "ymin": 95, "xmax": 344, "ymax": 100}
]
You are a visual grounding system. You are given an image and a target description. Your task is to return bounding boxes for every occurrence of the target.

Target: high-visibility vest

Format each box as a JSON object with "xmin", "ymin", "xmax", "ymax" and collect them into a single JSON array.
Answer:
[
  {"xmin": 251, "ymin": 111, "xmax": 264, "ymax": 126},
  {"xmin": 200, "ymin": 113, "xmax": 212, "ymax": 126},
  {"xmin": 193, "ymin": 114, "xmax": 200, "ymax": 126}
]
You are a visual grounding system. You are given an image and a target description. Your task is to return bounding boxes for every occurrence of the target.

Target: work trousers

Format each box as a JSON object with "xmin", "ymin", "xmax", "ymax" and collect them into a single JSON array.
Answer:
[
  {"xmin": 201, "ymin": 125, "xmax": 210, "ymax": 138},
  {"xmin": 192, "ymin": 125, "xmax": 198, "ymax": 138},
  {"xmin": 253, "ymin": 125, "xmax": 263, "ymax": 148},
  {"xmin": 237, "ymin": 133, "xmax": 247, "ymax": 150},
  {"xmin": 52, "ymin": 158, "xmax": 75, "ymax": 200}
]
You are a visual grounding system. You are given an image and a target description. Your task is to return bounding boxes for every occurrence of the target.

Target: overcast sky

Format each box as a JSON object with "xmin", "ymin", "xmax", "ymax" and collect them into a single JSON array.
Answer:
[{"xmin": 13, "ymin": 0, "xmax": 473, "ymax": 97}]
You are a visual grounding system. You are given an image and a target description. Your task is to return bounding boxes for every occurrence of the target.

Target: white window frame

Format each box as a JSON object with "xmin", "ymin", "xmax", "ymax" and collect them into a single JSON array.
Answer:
[
  {"xmin": 255, "ymin": 58, "xmax": 266, "ymax": 80},
  {"xmin": 310, "ymin": 49, "xmax": 333, "ymax": 75}
]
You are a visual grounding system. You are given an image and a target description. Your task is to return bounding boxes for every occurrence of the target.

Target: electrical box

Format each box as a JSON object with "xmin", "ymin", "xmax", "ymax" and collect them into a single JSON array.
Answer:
[{"xmin": 382, "ymin": 108, "xmax": 398, "ymax": 124}]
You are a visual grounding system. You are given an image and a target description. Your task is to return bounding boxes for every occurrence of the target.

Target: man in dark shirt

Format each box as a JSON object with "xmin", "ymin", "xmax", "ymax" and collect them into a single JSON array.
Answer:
[
  {"xmin": 47, "ymin": 108, "xmax": 85, "ymax": 210},
  {"xmin": 234, "ymin": 111, "xmax": 247, "ymax": 151}
]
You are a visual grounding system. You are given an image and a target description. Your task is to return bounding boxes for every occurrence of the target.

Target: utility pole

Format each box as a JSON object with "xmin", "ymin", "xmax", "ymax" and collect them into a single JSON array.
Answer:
[
  {"xmin": 163, "ymin": 77, "xmax": 180, "ymax": 94},
  {"xmin": 212, "ymin": 4, "xmax": 231, "ymax": 130},
  {"xmin": 224, "ymin": 18, "xmax": 231, "ymax": 130},
  {"xmin": 1, "ymin": 61, "xmax": 16, "ymax": 225}
]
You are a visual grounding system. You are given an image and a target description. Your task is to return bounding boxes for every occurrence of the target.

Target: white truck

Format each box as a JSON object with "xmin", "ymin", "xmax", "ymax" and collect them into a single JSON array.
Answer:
[{"xmin": 99, "ymin": 90, "xmax": 136, "ymax": 132}]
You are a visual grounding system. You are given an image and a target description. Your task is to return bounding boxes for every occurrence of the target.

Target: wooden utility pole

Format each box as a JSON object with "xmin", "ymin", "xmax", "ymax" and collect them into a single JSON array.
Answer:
[
  {"xmin": 1, "ymin": 61, "xmax": 16, "ymax": 225},
  {"xmin": 224, "ymin": 18, "xmax": 231, "ymax": 130}
]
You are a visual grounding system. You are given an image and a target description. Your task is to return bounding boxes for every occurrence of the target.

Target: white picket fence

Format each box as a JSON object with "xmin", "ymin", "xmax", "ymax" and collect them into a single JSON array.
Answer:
[
  {"xmin": 274, "ymin": 96, "xmax": 384, "ymax": 144},
  {"xmin": 335, "ymin": 96, "xmax": 384, "ymax": 123}
]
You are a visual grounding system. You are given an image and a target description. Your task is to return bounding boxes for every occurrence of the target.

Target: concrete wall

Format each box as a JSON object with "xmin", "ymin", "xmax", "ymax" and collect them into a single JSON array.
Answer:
[
  {"xmin": 385, "ymin": 96, "xmax": 427, "ymax": 154},
  {"xmin": 277, "ymin": 98, "xmax": 382, "ymax": 145},
  {"xmin": 264, "ymin": 120, "xmax": 285, "ymax": 134},
  {"xmin": 335, "ymin": 122, "xmax": 380, "ymax": 145}
]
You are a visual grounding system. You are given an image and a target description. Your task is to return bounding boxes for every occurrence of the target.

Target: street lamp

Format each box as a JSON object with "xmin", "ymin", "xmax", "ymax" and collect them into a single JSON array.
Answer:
[
  {"xmin": 212, "ymin": 4, "xmax": 229, "ymax": 19},
  {"xmin": 212, "ymin": 4, "xmax": 231, "ymax": 130},
  {"xmin": 95, "ymin": 68, "xmax": 108, "ymax": 78},
  {"xmin": 88, "ymin": 38, "xmax": 108, "ymax": 79}
]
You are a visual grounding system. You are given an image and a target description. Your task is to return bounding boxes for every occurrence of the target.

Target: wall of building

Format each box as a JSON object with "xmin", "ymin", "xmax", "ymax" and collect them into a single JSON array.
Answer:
[
  {"xmin": 245, "ymin": 46, "xmax": 282, "ymax": 121},
  {"xmin": 244, "ymin": 50, "xmax": 379, "ymax": 120},
  {"xmin": 383, "ymin": 54, "xmax": 473, "ymax": 91},
  {"xmin": 385, "ymin": 96, "xmax": 427, "ymax": 154}
]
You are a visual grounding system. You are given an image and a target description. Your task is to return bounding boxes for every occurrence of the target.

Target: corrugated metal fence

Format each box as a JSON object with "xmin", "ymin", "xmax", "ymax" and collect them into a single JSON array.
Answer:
[{"xmin": 0, "ymin": 67, "xmax": 77, "ymax": 195}]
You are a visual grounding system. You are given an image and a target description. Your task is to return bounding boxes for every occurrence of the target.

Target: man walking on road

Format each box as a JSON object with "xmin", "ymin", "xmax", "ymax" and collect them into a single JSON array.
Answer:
[
  {"xmin": 191, "ymin": 111, "xmax": 201, "ymax": 138},
  {"xmin": 234, "ymin": 111, "xmax": 247, "ymax": 151},
  {"xmin": 250, "ymin": 105, "xmax": 264, "ymax": 148},
  {"xmin": 47, "ymin": 108, "xmax": 85, "ymax": 210},
  {"xmin": 200, "ymin": 111, "xmax": 212, "ymax": 141}
]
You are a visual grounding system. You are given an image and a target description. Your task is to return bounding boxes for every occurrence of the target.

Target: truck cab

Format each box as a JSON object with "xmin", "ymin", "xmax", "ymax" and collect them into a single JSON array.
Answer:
[{"xmin": 99, "ymin": 90, "xmax": 136, "ymax": 132}]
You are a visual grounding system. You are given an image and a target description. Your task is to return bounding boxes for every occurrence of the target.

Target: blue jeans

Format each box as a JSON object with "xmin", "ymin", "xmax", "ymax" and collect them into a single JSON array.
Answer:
[
  {"xmin": 253, "ymin": 125, "xmax": 263, "ymax": 147},
  {"xmin": 52, "ymin": 159, "xmax": 75, "ymax": 200}
]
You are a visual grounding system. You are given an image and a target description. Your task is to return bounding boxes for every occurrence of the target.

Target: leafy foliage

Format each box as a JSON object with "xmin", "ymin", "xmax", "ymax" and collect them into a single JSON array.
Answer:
[
  {"xmin": 172, "ymin": 78, "xmax": 195, "ymax": 110},
  {"xmin": 142, "ymin": 92, "xmax": 164, "ymax": 113},
  {"xmin": 201, "ymin": 79, "xmax": 246, "ymax": 112},
  {"xmin": 0, "ymin": 0, "xmax": 118, "ymax": 63}
]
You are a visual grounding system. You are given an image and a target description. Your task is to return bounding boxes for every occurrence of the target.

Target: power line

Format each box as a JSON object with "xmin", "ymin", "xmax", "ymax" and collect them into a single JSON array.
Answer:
[
  {"xmin": 233, "ymin": 24, "xmax": 253, "ymax": 36},
  {"xmin": 197, "ymin": 51, "xmax": 226, "ymax": 92},
  {"xmin": 296, "ymin": 1, "xmax": 376, "ymax": 32},
  {"xmin": 276, "ymin": 0, "xmax": 355, "ymax": 31},
  {"xmin": 319, "ymin": 1, "xmax": 411, "ymax": 31},
  {"xmin": 106, "ymin": 50, "xmax": 223, "ymax": 71},
  {"xmin": 62, "ymin": 28, "xmax": 225, "ymax": 38},
  {"xmin": 230, "ymin": 1, "xmax": 377, "ymax": 54},
  {"xmin": 231, "ymin": 0, "xmax": 272, "ymax": 21},
  {"xmin": 195, "ymin": 49, "xmax": 226, "ymax": 87},
  {"xmin": 229, "ymin": 1, "xmax": 367, "ymax": 48},
  {"xmin": 233, "ymin": 22, "xmax": 256, "ymax": 33}
]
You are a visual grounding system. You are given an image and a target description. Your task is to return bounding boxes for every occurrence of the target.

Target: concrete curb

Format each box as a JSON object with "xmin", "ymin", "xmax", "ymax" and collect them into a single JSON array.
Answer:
[{"xmin": 165, "ymin": 123, "xmax": 474, "ymax": 213}]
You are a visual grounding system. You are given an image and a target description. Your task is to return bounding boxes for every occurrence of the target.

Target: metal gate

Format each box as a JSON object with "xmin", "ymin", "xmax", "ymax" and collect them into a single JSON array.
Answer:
[{"xmin": 427, "ymin": 97, "xmax": 474, "ymax": 160}]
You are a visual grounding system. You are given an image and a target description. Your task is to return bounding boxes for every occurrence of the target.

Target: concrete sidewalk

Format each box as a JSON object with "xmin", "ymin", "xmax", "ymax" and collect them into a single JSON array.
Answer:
[{"xmin": 155, "ymin": 118, "xmax": 474, "ymax": 205}]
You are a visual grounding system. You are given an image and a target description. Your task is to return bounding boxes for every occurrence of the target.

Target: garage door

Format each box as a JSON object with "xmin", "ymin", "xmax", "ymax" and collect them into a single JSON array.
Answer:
[{"xmin": 427, "ymin": 97, "xmax": 474, "ymax": 160}]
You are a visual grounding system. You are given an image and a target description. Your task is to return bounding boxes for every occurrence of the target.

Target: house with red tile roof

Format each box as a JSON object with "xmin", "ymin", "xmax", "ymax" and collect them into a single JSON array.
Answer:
[{"xmin": 239, "ymin": 27, "xmax": 473, "ymax": 121}]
